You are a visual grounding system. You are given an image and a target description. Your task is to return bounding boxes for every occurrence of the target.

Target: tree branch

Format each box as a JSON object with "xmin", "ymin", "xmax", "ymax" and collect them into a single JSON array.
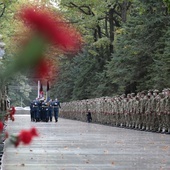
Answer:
[
  {"xmin": 113, "ymin": 16, "xmax": 121, "ymax": 27},
  {"xmin": 69, "ymin": 2, "xmax": 94, "ymax": 16},
  {"xmin": 0, "ymin": 3, "xmax": 6, "ymax": 18}
]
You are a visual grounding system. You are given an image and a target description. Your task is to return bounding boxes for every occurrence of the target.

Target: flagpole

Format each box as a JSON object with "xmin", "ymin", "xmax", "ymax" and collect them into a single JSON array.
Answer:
[
  {"xmin": 38, "ymin": 80, "xmax": 40, "ymax": 98},
  {"xmin": 46, "ymin": 80, "xmax": 49, "ymax": 101}
]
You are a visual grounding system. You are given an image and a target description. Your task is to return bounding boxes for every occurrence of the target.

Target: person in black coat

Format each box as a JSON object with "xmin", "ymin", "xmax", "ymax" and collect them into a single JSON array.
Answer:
[
  {"xmin": 86, "ymin": 109, "xmax": 92, "ymax": 123},
  {"xmin": 52, "ymin": 98, "xmax": 61, "ymax": 122}
]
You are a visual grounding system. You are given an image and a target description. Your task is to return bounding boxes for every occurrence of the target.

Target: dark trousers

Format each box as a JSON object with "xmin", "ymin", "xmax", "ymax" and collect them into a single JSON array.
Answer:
[
  {"xmin": 49, "ymin": 110, "xmax": 52, "ymax": 121},
  {"xmin": 54, "ymin": 109, "xmax": 59, "ymax": 122}
]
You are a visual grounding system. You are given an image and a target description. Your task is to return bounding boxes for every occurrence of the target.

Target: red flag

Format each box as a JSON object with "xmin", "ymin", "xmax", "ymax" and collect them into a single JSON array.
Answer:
[
  {"xmin": 47, "ymin": 81, "xmax": 49, "ymax": 91},
  {"xmin": 39, "ymin": 82, "xmax": 43, "ymax": 97}
]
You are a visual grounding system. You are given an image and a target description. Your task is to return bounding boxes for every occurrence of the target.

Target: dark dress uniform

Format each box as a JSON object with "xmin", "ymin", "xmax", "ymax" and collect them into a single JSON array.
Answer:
[
  {"xmin": 86, "ymin": 110, "xmax": 92, "ymax": 123},
  {"xmin": 44, "ymin": 102, "xmax": 49, "ymax": 122},
  {"xmin": 48, "ymin": 101, "xmax": 53, "ymax": 122},
  {"xmin": 33, "ymin": 100, "xmax": 40, "ymax": 122},
  {"xmin": 39, "ymin": 101, "xmax": 43, "ymax": 121},
  {"xmin": 41, "ymin": 102, "xmax": 49, "ymax": 122},
  {"xmin": 30, "ymin": 101, "xmax": 34, "ymax": 121},
  {"xmin": 52, "ymin": 99, "xmax": 61, "ymax": 122}
]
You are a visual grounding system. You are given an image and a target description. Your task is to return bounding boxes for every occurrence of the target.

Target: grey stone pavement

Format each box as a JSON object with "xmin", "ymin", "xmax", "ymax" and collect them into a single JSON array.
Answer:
[{"xmin": 1, "ymin": 113, "xmax": 170, "ymax": 170}]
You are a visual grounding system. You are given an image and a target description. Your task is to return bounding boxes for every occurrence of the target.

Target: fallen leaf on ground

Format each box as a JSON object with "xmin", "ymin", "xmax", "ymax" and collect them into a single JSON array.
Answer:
[
  {"xmin": 162, "ymin": 146, "xmax": 169, "ymax": 151},
  {"xmin": 111, "ymin": 161, "xmax": 115, "ymax": 165},
  {"xmin": 104, "ymin": 150, "xmax": 109, "ymax": 154}
]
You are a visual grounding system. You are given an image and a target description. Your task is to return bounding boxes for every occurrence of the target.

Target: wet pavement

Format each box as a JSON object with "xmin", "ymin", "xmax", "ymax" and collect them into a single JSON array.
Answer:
[{"xmin": 1, "ymin": 113, "xmax": 170, "ymax": 170}]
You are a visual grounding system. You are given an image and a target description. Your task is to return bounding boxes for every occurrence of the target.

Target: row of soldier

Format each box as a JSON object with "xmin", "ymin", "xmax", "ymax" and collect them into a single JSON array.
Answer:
[
  {"xmin": 30, "ymin": 98, "xmax": 61, "ymax": 122},
  {"xmin": 60, "ymin": 88, "xmax": 170, "ymax": 133}
]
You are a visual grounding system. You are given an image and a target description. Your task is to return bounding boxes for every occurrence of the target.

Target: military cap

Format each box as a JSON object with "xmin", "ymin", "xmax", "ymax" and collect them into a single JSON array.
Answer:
[
  {"xmin": 148, "ymin": 89, "xmax": 154, "ymax": 94},
  {"xmin": 162, "ymin": 88, "xmax": 167, "ymax": 92},
  {"xmin": 131, "ymin": 93, "xmax": 135, "ymax": 97},
  {"xmin": 154, "ymin": 89, "xmax": 159, "ymax": 93},
  {"xmin": 159, "ymin": 93, "xmax": 164, "ymax": 98},
  {"xmin": 141, "ymin": 90, "xmax": 147, "ymax": 95}
]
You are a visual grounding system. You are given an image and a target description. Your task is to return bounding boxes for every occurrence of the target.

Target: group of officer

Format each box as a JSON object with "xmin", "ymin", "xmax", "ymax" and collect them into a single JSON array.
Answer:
[
  {"xmin": 60, "ymin": 88, "xmax": 170, "ymax": 133},
  {"xmin": 30, "ymin": 98, "xmax": 61, "ymax": 122}
]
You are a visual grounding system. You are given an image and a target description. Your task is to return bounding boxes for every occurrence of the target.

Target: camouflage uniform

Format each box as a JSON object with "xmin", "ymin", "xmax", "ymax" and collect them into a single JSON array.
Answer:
[{"xmin": 165, "ymin": 89, "xmax": 170, "ymax": 133}]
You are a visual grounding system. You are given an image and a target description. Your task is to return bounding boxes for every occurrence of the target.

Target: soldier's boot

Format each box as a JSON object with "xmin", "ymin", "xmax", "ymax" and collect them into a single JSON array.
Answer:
[
  {"xmin": 157, "ymin": 127, "xmax": 161, "ymax": 133},
  {"xmin": 149, "ymin": 126, "xmax": 152, "ymax": 131},
  {"xmin": 146, "ymin": 126, "xmax": 149, "ymax": 131},
  {"xmin": 167, "ymin": 128, "xmax": 170, "ymax": 134},
  {"xmin": 153, "ymin": 125, "xmax": 159, "ymax": 132},
  {"xmin": 131, "ymin": 123, "xmax": 135, "ymax": 129},
  {"xmin": 152, "ymin": 126, "xmax": 157, "ymax": 132},
  {"xmin": 162, "ymin": 127, "xmax": 167, "ymax": 133},
  {"xmin": 137, "ymin": 124, "xmax": 141, "ymax": 129},
  {"xmin": 142, "ymin": 125, "xmax": 146, "ymax": 131}
]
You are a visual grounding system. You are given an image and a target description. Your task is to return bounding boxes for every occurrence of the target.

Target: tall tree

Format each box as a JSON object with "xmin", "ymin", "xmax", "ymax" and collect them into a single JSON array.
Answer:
[{"xmin": 107, "ymin": 0, "xmax": 170, "ymax": 94}]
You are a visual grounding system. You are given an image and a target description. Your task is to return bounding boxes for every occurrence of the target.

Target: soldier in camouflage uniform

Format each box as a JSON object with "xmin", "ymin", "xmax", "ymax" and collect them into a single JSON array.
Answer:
[
  {"xmin": 159, "ymin": 93, "xmax": 166, "ymax": 133},
  {"xmin": 164, "ymin": 89, "xmax": 170, "ymax": 133},
  {"xmin": 130, "ymin": 93, "xmax": 136, "ymax": 128},
  {"xmin": 153, "ymin": 90, "xmax": 161, "ymax": 132},
  {"xmin": 134, "ymin": 96, "xmax": 140, "ymax": 129},
  {"xmin": 145, "ymin": 94, "xmax": 152, "ymax": 131},
  {"xmin": 59, "ymin": 88, "xmax": 170, "ymax": 134},
  {"xmin": 139, "ymin": 91, "xmax": 147, "ymax": 130},
  {"xmin": 148, "ymin": 91, "xmax": 155, "ymax": 131}
]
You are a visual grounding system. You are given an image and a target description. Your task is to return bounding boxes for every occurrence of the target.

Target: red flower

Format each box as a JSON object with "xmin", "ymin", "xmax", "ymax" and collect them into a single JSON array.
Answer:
[
  {"xmin": 20, "ymin": 7, "xmax": 82, "ymax": 52},
  {"xmin": 10, "ymin": 115, "xmax": 15, "ymax": 122},
  {"xmin": 30, "ymin": 127, "xmax": 38, "ymax": 137},
  {"xmin": 34, "ymin": 58, "xmax": 57, "ymax": 82},
  {"xmin": 15, "ymin": 127, "xmax": 39, "ymax": 146},
  {"xmin": 14, "ymin": 136, "xmax": 21, "ymax": 147},
  {"xmin": 9, "ymin": 106, "xmax": 16, "ymax": 116},
  {"xmin": 0, "ymin": 122, "xmax": 3, "ymax": 132},
  {"xmin": 19, "ymin": 130, "xmax": 33, "ymax": 144}
]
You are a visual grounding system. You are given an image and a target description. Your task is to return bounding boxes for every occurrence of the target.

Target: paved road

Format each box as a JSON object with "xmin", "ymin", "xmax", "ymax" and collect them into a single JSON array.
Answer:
[{"xmin": 1, "ymin": 113, "xmax": 170, "ymax": 170}]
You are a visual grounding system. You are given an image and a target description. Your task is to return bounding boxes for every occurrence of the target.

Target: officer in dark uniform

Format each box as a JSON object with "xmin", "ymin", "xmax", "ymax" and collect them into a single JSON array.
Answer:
[
  {"xmin": 41, "ymin": 101, "xmax": 45, "ymax": 121},
  {"xmin": 52, "ymin": 98, "xmax": 61, "ymax": 122},
  {"xmin": 33, "ymin": 98, "xmax": 40, "ymax": 122},
  {"xmin": 86, "ymin": 109, "xmax": 92, "ymax": 123},
  {"xmin": 41, "ymin": 101, "xmax": 47, "ymax": 122},
  {"xmin": 48, "ymin": 99, "xmax": 53, "ymax": 122},
  {"xmin": 44, "ymin": 102, "xmax": 49, "ymax": 122},
  {"xmin": 30, "ymin": 101, "xmax": 34, "ymax": 121},
  {"xmin": 38, "ymin": 99, "xmax": 43, "ymax": 121}
]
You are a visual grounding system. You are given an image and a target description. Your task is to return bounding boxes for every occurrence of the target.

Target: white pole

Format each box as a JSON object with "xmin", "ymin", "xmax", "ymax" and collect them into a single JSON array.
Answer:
[{"xmin": 38, "ymin": 80, "xmax": 40, "ymax": 98}]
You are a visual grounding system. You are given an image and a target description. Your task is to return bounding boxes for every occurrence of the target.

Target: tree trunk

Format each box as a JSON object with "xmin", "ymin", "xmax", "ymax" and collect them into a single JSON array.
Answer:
[
  {"xmin": 109, "ymin": 8, "xmax": 114, "ymax": 54},
  {"xmin": 121, "ymin": 0, "xmax": 128, "ymax": 23}
]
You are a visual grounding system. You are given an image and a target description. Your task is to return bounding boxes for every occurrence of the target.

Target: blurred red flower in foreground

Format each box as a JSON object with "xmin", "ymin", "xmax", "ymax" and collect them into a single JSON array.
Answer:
[
  {"xmin": 5, "ymin": 106, "xmax": 16, "ymax": 121},
  {"xmin": 34, "ymin": 58, "xmax": 56, "ymax": 81},
  {"xmin": 20, "ymin": 6, "xmax": 82, "ymax": 52},
  {"xmin": 9, "ymin": 106, "xmax": 16, "ymax": 116},
  {"xmin": 0, "ymin": 122, "xmax": 3, "ymax": 132},
  {"xmin": 11, "ymin": 127, "xmax": 38, "ymax": 147}
]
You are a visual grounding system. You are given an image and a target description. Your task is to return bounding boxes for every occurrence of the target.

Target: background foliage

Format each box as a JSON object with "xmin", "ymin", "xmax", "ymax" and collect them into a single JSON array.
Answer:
[
  {"xmin": 0, "ymin": 0, "xmax": 170, "ymax": 104},
  {"xmin": 52, "ymin": 0, "xmax": 170, "ymax": 102}
]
